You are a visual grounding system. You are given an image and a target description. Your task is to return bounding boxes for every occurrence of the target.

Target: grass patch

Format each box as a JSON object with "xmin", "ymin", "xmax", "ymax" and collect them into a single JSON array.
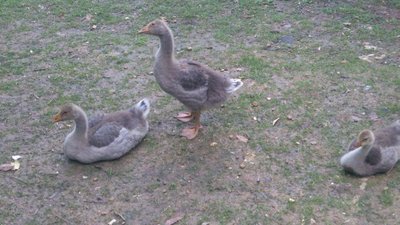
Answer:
[
  {"xmin": 237, "ymin": 55, "xmax": 271, "ymax": 83},
  {"xmin": 1, "ymin": 0, "xmax": 400, "ymax": 224},
  {"xmin": 205, "ymin": 201, "xmax": 235, "ymax": 224},
  {"xmin": 0, "ymin": 81, "xmax": 18, "ymax": 92},
  {"xmin": 322, "ymin": 4, "xmax": 378, "ymax": 24},
  {"xmin": 379, "ymin": 189, "xmax": 394, "ymax": 206},
  {"xmin": 378, "ymin": 103, "xmax": 400, "ymax": 117}
]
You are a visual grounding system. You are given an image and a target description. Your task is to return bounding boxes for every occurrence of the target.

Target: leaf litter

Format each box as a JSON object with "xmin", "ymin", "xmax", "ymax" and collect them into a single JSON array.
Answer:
[
  {"xmin": 0, "ymin": 155, "xmax": 22, "ymax": 172},
  {"xmin": 236, "ymin": 134, "xmax": 248, "ymax": 143},
  {"xmin": 165, "ymin": 212, "xmax": 185, "ymax": 225}
]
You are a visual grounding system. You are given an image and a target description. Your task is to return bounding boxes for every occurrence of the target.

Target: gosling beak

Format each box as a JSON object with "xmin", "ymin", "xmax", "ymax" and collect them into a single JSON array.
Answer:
[
  {"xmin": 52, "ymin": 113, "xmax": 62, "ymax": 123},
  {"xmin": 138, "ymin": 25, "xmax": 149, "ymax": 34}
]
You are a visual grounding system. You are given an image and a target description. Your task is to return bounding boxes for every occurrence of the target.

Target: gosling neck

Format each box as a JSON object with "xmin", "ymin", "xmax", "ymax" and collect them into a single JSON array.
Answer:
[
  {"xmin": 340, "ymin": 142, "xmax": 373, "ymax": 166},
  {"xmin": 156, "ymin": 26, "xmax": 176, "ymax": 62},
  {"xmin": 360, "ymin": 141, "xmax": 374, "ymax": 156},
  {"xmin": 71, "ymin": 107, "xmax": 88, "ymax": 141}
]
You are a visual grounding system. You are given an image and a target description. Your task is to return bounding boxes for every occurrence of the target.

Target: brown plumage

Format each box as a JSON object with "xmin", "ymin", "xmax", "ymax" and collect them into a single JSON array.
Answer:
[{"xmin": 139, "ymin": 18, "xmax": 243, "ymax": 139}]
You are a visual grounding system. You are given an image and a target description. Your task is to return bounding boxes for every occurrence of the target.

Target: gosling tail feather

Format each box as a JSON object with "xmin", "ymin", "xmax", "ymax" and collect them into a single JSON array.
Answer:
[{"xmin": 226, "ymin": 79, "xmax": 243, "ymax": 93}]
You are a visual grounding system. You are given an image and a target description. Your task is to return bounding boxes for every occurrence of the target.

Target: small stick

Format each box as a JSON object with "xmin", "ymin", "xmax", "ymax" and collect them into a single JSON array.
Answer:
[
  {"xmin": 4, "ymin": 175, "xmax": 30, "ymax": 185},
  {"xmin": 114, "ymin": 212, "xmax": 126, "ymax": 221},
  {"xmin": 33, "ymin": 68, "xmax": 47, "ymax": 72}
]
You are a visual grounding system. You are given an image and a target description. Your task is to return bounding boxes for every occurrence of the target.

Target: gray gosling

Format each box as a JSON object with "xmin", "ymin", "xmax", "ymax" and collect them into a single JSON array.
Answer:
[
  {"xmin": 340, "ymin": 120, "xmax": 400, "ymax": 176},
  {"xmin": 53, "ymin": 99, "xmax": 150, "ymax": 163}
]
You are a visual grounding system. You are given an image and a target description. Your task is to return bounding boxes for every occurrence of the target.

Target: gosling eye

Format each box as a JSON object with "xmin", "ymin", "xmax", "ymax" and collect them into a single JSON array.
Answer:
[{"xmin": 150, "ymin": 22, "xmax": 155, "ymax": 26}]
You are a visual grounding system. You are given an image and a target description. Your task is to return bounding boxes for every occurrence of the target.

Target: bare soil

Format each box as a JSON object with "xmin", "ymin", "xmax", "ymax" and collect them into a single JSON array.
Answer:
[{"xmin": 1, "ymin": 1, "xmax": 399, "ymax": 225}]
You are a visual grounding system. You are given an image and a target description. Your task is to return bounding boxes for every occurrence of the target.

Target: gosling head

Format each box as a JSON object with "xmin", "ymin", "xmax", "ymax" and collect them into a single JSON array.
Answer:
[
  {"xmin": 356, "ymin": 130, "xmax": 375, "ymax": 149},
  {"xmin": 52, "ymin": 104, "xmax": 79, "ymax": 123},
  {"xmin": 138, "ymin": 18, "xmax": 169, "ymax": 36}
]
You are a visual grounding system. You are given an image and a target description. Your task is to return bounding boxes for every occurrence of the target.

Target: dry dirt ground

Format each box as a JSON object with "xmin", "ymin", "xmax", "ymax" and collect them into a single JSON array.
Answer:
[{"xmin": 1, "ymin": 0, "xmax": 400, "ymax": 224}]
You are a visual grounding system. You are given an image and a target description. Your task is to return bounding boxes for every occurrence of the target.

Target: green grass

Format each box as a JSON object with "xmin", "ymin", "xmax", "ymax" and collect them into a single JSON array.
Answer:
[
  {"xmin": 357, "ymin": 194, "xmax": 372, "ymax": 213},
  {"xmin": 48, "ymin": 94, "xmax": 82, "ymax": 107},
  {"xmin": 0, "ymin": 80, "xmax": 18, "ymax": 92},
  {"xmin": 323, "ymin": 4, "xmax": 378, "ymax": 24},
  {"xmin": 205, "ymin": 201, "xmax": 235, "ymax": 224},
  {"xmin": 237, "ymin": 55, "xmax": 272, "ymax": 83},
  {"xmin": 379, "ymin": 189, "xmax": 394, "ymax": 206},
  {"xmin": 1, "ymin": 0, "xmax": 400, "ymax": 224},
  {"xmin": 238, "ymin": 205, "xmax": 272, "ymax": 224},
  {"xmin": 388, "ymin": 0, "xmax": 400, "ymax": 8},
  {"xmin": 378, "ymin": 103, "xmax": 400, "ymax": 117}
]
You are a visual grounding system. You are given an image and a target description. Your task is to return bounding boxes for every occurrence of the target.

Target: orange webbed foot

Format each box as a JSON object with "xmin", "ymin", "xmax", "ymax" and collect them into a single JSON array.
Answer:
[
  {"xmin": 175, "ymin": 112, "xmax": 194, "ymax": 122},
  {"xmin": 181, "ymin": 126, "xmax": 201, "ymax": 139}
]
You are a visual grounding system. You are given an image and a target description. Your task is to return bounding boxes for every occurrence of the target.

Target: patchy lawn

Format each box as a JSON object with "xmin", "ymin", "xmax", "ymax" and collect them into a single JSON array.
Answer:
[{"xmin": 1, "ymin": 0, "xmax": 399, "ymax": 224}]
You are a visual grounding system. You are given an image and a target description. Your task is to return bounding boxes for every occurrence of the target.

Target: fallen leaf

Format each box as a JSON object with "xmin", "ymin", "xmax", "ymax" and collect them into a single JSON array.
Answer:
[
  {"xmin": 251, "ymin": 101, "xmax": 259, "ymax": 107},
  {"xmin": 272, "ymin": 118, "xmax": 280, "ymax": 126},
  {"xmin": 114, "ymin": 212, "xmax": 126, "ymax": 221},
  {"xmin": 0, "ymin": 163, "xmax": 14, "ymax": 171},
  {"xmin": 310, "ymin": 218, "xmax": 317, "ymax": 224},
  {"xmin": 86, "ymin": 14, "xmax": 93, "ymax": 21},
  {"xmin": 235, "ymin": 67, "xmax": 243, "ymax": 72},
  {"xmin": 359, "ymin": 54, "xmax": 374, "ymax": 63},
  {"xmin": 352, "ymin": 195, "xmax": 360, "ymax": 204},
  {"xmin": 244, "ymin": 152, "xmax": 256, "ymax": 163},
  {"xmin": 310, "ymin": 141, "xmax": 317, "ymax": 145},
  {"xmin": 369, "ymin": 112, "xmax": 379, "ymax": 121},
  {"xmin": 351, "ymin": 115, "xmax": 362, "ymax": 122},
  {"xmin": 363, "ymin": 42, "xmax": 377, "ymax": 50},
  {"xmin": 360, "ymin": 181, "xmax": 367, "ymax": 190},
  {"xmin": 364, "ymin": 85, "xmax": 372, "ymax": 91},
  {"xmin": 12, "ymin": 161, "xmax": 20, "ymax": 170},
  {"xmin": 286, "ymin": 115, "xmax": 293, "ymax": 120},
  {"xmin": 12, "ymin": 155, "xmax": 22, "ymax": 161},
  {"xmin": 343, "ymin": 22, "xmax": 351, "ymax": 27},
  {"xmin": 239, "ymin": 163, "xmax": 246, "ymax": 169},
  {"xmin": 210, "ymin": 142, "xmax": 218, "ymax": 147},
  {"xmin": 236, "ymin": 135, "xmax": 248, "ymax": 143},
  {"xmin": 0, "ymin": 160, "xmax": 20, "ymax": 171},
  {"xmin": 108, "ymin": 219, "xmax": 117, "ymax": 225},
  {"xmin": 165, "ymin": 212, "xmax": 185, "ymax": 225}
]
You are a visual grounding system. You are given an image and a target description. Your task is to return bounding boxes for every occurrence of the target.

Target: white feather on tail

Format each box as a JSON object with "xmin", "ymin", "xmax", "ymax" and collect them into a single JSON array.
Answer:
[
  {"xmin": 226, "ymin": 79, "xmax": 243, "ymax": 93},
  {"xmin": 136, "ymin": 98, "xmax": 150, "ymax": 118}
]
